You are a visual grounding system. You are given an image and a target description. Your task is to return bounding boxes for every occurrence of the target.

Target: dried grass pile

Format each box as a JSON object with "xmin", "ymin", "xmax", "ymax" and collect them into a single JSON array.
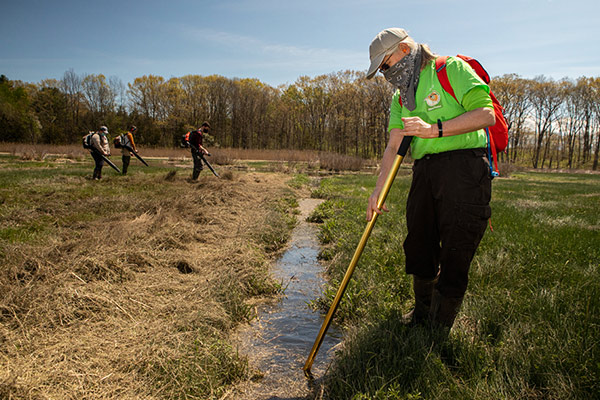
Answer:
[{"xmin": 0, "ymin": 170, "xmax": 296, "ymax": 399}]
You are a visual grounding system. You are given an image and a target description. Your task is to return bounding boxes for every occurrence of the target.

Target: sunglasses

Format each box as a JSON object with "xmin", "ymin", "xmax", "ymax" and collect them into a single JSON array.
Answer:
[{"xmin": 379, "ymin": 53, "xmax": 394, "ymax": 73}]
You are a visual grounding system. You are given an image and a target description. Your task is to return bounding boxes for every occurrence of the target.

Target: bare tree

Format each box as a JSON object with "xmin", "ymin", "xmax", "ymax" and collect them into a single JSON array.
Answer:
[
  {"xmin": 199, "ymin": 75, "xmax": 235, "ymax": 146},
  {"xmin": 82, "ymin": 74, "xmax": 116, "ymax": 121},
  {"xmin": 230, "ymin": 78, "xmax": 273, "ymax": 149},
  {"xmin": 61, "ymin": 69, "xmax": 83, "ymax": 136},
  {"xmin": 109, "ymin": 76, "xmax": 127, "ymax": 112},
  {"xmin": 128, "ymin": 75, "xmax": 166, "ymax": 121},
  {"xmin": 362, "ymin": 74, "xmax": 395, "ymax": 158},
  {"xmin": 590, "ymin": 78, "xmax": 600, "ymax": 170},
  {"xmin": 180, "ymin": 75, "xmax": 208, "ymax": 127},
  {"xmin": 555, "ymin": 79, "xmax": 588, "ymax": 168},
  {"xmin": 529, "ymin": 77, "xmax": 564, "ymax": 168},
  {"xmin": 492, "ymin": 74, "xmax": 532, "ymax": 164}
]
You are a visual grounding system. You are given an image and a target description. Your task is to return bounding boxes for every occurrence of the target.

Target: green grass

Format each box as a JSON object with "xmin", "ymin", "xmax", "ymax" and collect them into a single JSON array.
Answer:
[
  {"xmin": 0, "ymin": 155, "xmax": 178, "ymax": 244},
  {"xmin": 311, "ymin": 171, "xmax": 600, "ymax": 400},
  {"xmin": 287, "ymin": 173, "xmax": 310, "ymax": 189}
]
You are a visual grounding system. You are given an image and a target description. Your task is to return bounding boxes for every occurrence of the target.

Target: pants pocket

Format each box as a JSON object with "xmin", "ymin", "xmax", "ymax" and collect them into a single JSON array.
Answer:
[{"xmin": 448, "ymin": 203, "xmax": 491, "ymax": 250}]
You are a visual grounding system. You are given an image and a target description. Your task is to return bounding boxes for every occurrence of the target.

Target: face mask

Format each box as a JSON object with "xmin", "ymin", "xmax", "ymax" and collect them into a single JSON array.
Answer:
[
  {"xmin": 203, "ymin": 128, "xmax": 209, "ymax": 133},
  {"xmin": 383, "ymin": 51, "xmax": 416, "ymax": 89},
  {"xmin": 382, "ymin": 45, "xmax": 422, "ymax": 111}
]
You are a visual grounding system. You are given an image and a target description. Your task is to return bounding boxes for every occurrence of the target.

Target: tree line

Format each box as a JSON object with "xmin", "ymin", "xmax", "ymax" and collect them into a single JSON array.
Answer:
[{"xmin": 1, "ymin": 69, "xmax": 599, "ymax": 170}]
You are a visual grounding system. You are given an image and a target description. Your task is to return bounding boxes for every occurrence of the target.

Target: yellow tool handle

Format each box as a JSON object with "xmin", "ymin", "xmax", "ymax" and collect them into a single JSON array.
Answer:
[{"xmin": 303, "ymin": 149, "xmax": 408, "ymax": 375}]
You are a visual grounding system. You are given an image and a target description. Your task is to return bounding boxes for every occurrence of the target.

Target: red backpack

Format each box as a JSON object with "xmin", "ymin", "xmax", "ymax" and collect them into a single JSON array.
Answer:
[
  {"xmin": 180, "ymin": 131, "xmax": 191, "ymax": 148},
  {"xmin": 435, "ymin": 55, "xmax": 509, "ymax": 176}
]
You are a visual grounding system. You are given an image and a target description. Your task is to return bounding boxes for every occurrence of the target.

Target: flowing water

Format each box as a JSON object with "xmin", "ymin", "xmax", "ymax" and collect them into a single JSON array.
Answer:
[{"xmin": 233, "ymin": 198, "xmax": 341, "ymax": 400}]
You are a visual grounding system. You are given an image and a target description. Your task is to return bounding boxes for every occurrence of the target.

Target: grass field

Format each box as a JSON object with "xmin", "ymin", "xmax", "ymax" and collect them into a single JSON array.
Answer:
[
  {"xmin": 0, "ymin": 154, "xmax": 303, "ymax": 399},
  {"xmin": 2, "ymin": 149, "xmax": 598, "ymax": 399},
  {"xmin": 310, "ymin": 169, "xmax": 600, "ymax": 399}
]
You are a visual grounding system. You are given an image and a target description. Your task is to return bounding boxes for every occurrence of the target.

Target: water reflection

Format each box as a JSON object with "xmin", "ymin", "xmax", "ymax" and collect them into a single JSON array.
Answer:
[{"xmin": 237, "ymin": 198, "xmax": 341, "ymax": 399}]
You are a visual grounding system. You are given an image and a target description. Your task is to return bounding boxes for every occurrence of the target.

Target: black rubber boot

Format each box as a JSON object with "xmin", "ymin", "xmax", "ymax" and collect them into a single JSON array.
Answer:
[
  {"xmin": 403, "ymin": 274, "xmax": 438, "ymax": 325},
  {"xmin": 429, "ymin": 289, "xmax": 464, "ymax": 333}
]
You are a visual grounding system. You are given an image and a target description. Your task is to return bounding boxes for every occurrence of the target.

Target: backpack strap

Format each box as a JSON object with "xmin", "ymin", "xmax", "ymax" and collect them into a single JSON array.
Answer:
[
  {"xmin": 457, "ymin": 54, "xmax": 490, "ymax": 83},
  {"xmin": 486, "ymin": 128, "xmax": 500, "ymax": 177},
  {"xmin": 436, "ymin": 55, "xmax": 500, "ymax": 178},
  {"xmin": 435, "ymin": 56, "xmax": 459, "ymax": 104}
]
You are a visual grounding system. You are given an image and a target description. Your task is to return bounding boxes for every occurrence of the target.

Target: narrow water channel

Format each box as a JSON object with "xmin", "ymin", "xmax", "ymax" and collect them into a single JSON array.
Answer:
[{"xmin": 234, "ymin": 198, "xmax": 341, "ymax": 400}]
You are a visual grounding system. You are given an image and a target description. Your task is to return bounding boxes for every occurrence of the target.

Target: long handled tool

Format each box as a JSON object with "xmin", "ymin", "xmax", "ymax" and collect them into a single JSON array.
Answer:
[
  {"xmin": 303, "ymin": 136, "xmax": 413, "ymax": 376},
  {"xmin": 91, "ymin": 149, "xmax": 121, "ymax": 174},
  {"xmin": 123, "ymin": 144, "xmax": 149, "ymax": 166},
  {"xmin": 190, "ymin": 143, "xmax": 220, "ymax": 178},
  {"xmin": 200, "ymin": 153, "xmax": 220, "ymax": 178}
]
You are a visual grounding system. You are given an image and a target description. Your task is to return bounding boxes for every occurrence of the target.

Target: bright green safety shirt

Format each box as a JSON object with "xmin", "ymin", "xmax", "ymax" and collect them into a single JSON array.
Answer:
[{"xmin": 388, "ymin": 56, "xmax": 494, "ymax": 160}]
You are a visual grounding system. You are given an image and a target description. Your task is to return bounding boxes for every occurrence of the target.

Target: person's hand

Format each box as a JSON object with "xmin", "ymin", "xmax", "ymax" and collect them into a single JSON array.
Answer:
[
  {"xmin": 366, "ymin": 192, "xmax": 388, "ymax": 221},
  {"xmin": 401, "ymin": 117, "xmax": 436, "ymax": 138}
]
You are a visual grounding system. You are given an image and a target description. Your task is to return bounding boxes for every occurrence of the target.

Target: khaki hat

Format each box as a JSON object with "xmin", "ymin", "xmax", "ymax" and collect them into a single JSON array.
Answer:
[{"xmin": 366, "ymin": 28, "xmax": 409, "ymax": 79}]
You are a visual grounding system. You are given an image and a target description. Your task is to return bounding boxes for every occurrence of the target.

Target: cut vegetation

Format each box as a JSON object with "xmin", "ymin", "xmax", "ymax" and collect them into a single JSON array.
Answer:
[{"xmin": 0, "ymin": 155, "xmax": 299, "ymax": 399}]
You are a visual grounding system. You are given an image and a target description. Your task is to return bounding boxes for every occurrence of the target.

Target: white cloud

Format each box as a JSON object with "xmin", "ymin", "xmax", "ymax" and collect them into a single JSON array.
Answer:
[{"xmin": 180, "ymin": 26, "xmax": 364, "ymax": 71}]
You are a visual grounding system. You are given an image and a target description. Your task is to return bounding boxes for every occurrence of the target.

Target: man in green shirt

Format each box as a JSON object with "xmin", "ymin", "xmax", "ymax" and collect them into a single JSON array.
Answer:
[{"xmin": 365, "ymin": 28, "xmax": 495, "ymax": 333}]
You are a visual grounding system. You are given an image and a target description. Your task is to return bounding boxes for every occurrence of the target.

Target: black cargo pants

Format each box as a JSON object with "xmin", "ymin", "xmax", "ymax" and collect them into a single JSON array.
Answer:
[
  {"xmin": 191, "ymin": 148, "xmax": 204, "ymax": 180},
  {"xmin": 403, "ymin": 148, "xmax": 491, "ymax": 299}
]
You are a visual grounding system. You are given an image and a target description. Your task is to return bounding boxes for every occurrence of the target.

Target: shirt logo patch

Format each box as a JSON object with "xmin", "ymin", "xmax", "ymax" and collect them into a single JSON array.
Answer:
[{"xmin": 425, "ymin": 91, "xmax": 441, "ymax": 107}]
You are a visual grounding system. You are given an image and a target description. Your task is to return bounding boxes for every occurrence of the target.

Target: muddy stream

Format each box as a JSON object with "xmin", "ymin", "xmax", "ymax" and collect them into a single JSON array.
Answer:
[{"xmin": 232, "ymin": 198, "xmax": 341, "ymax": 399}]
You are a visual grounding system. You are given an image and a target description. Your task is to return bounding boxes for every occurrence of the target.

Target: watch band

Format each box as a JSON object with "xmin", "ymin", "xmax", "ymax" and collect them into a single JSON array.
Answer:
[{"xmin": 437, "ymin": 119, "xmax": 443, "ymax": 137}]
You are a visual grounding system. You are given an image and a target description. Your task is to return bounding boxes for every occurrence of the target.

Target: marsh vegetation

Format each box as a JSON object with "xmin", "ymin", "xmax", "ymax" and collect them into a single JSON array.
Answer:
[
  {"xmin": 311, "ymin": 170, "xmax": 599, "ymax": 399},
  {"xmin": 1, "ymin": 151, "xmax": 597, "ymax": 399}
]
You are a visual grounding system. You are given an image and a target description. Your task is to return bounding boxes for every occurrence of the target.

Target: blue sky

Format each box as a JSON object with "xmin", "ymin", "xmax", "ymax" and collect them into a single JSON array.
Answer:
[{"xmin": 1, "ymin": 0, "xmax": 599, "ymax": 87}]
